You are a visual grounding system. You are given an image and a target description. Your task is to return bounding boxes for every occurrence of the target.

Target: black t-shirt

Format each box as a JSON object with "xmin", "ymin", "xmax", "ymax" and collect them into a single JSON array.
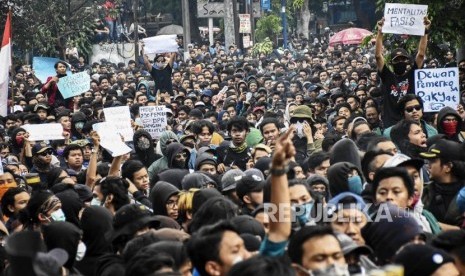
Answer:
[
  {"xmin": 379, "ymin": 63, "xmax": 418, "ymax": 128},
  {"xmin": 150, "ymin": 64, "xmax": 173, "ymax": 94},
  {"xmin": 216, "ymin": 146, "xmax": 252, "ymax": 171}
]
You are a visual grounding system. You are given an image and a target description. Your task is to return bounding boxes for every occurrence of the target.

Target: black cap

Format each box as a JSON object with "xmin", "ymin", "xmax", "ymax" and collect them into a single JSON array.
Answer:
[
  {"xmin": 420, "ymin": 139, "xmax": 464, "ymax": 161},
  {"xmin": 236, "ymin": 175, "xmax": 265, "ymax": 202},
  {"xmin": 392, "ymin": 48, "xmax": 410, "ymax": 60}
]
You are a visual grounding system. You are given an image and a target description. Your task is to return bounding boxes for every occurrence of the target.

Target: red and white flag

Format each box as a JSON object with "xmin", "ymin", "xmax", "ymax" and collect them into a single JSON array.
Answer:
[{"xmin": 0, "ymin": 12, "xmax": 12, "ymax": 116}]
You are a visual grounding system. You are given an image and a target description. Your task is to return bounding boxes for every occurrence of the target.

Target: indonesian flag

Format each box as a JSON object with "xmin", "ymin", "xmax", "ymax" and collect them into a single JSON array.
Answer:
[{"xmin": 0, "ymin": 12, "xmax": 11, "ymax": 116}]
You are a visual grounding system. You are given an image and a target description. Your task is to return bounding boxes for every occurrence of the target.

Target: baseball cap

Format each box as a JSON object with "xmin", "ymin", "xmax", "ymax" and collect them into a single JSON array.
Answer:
[
  {"xmin": 32, "ymin": 142, "xmax": 52, "ymax": 156},
  {"xmin": 108, "ymin": 204, "xmax": 161, "ymax": 242},
  {"xmin": 335, "ymin": 232, "xmax": 373, "ymax": 256},
  {"xmin": 33, "ymin": 248, "xmax": 69, "ymax": 276},
  {"xmin": 393, "ymin": 244, "xmax": 455, "ymax": 276},
  {"xmin": 392, "ymin": 48, "xmax": 410, "ymax": 60},
  {"xmin": 383, "ymin": 153, "xmax": 424, "ymax": 171},
  {"xmin": 236, "ymin": 175, "xmax": 265, "ymax": 201},
  {"xmin": 221, "ymin": 169, "xmax": 245, "ymax": 193},
  {"xmin": 419, "ymin": 139, "xmax": 464, "ymax": 161}
]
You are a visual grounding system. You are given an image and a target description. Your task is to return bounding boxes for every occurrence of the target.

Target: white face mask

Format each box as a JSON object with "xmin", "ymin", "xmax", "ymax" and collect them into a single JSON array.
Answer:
[
  {"xmin": 75, "ymin": 241, "xmax": 87, "ymax": 261},
  {"xmin": 90, "ymin": 197, "xmax": 102, "ymax": 206},
  {"xmin": 232, "ymin": 255, "xmax": 243, "ymax": 265},
  {"xmin": 50, "ymin": 209, "xmax": 66, "ymax": 222}
]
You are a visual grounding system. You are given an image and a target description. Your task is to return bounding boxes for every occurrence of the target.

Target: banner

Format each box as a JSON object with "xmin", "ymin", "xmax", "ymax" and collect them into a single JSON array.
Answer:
[
  {"xmin": 103, "ymin": 106, "xmax": 133, "ymax": 141},
  {"xmin": 139, "ymin": 106, "xmax": 167, "ymax": 139},
  {"xmin": 415, "ymin": 67, "xmax": 459, "ymax": 112},
  {"xmin": 57, "ymin": 72, "xmax": 91, "ymax": 99},
  {"xmin": 93, "ymin": 122, "xmax": 132, "ymax": 157},
  {"xmin": 382, "ymin": 3, "xmax": 428, "ymax": 36},
  {"xmin": 197, "ymin": 0, "xmax": 261, "ymax": 18},
  {"xmin": 23, "ymin": 123, "xmax": 64, "ymax": 141},
  {"xmin": 142, "ymin": 35, "xmax": 178, "ymax": 54}
]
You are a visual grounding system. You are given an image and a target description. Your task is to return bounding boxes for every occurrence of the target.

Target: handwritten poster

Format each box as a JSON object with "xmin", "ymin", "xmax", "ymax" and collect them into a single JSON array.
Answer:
[
  {"xmin": 103, "ymin": 106, "xmax": 134, "ymax": 141},
  {"xmin": 239, "ymin": 14, "xmax": 251, "ymax": 33},
  {"xmin": 382, "ymin": 3, "xmax": 428, "ymax": 36},
  {"xmin": 415, "ymin": 67, "xmax": 459, "ymax": 112},
  {"xmin": 139, "ymin": 106, "xmax": 168, "ymax": 139},
  {"xmin": 23, "ymin": 123, "xmax": 64, "ymax": 141},
  {"xmin": 93, "ymin": 122, "xmax": 132, "ymax": 157},
  {"xmin": 142, "ymin": 35, "xmax": 178, "ymax": 54},
  {"xmin": 57, "ymin": 72, "xmax": 91, "ymax": 99}
]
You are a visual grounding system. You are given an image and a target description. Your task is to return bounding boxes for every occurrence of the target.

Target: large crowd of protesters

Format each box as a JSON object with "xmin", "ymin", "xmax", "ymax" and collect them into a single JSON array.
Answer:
[{"xmin": 1, "ymin": 12, "xmax": 465, "ymax": 276}]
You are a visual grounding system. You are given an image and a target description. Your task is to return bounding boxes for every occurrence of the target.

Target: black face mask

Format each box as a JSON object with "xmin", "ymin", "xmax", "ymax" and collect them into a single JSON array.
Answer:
[
  {"xmin": 392, "ymin": 62, "xmax": 407, "ymax": 75},
  {"xmin": 172, "ymin": 159, "xmax": 186, "ymax": 169}
]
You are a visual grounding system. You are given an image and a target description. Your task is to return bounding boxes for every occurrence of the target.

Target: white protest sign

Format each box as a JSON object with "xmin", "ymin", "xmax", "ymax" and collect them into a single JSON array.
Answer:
[
  {"xmin": 139, "ymin": 106, "xmax": 168, "ymax": 139},
  {"xmin": 142, "ymin": 35, "xmax": 178, "ymax": 54},
  {"xmin": 415, "ymin": 67, "xmax": 459, "ymax": 112},
  {"xmin": 92, "ymin": 123, "xmax": 132, "ymax": 157},
  {"xmin": 383, "ymin": 3, "xmax": 428, "ymax": 36},
  {"xmin": 23, "ymin": 123, "xmax": 64, "ymax": 141},
  {"xmin": 239, "ymin": 14, "xmax": 251, "ymax": 33},
  {"xmin": 103, "ymin": 106, "xmax": 134, "ymax": 142},
  {"xmin": 57, "ymin": 72, "xmax": 91, "ymax": 99}
]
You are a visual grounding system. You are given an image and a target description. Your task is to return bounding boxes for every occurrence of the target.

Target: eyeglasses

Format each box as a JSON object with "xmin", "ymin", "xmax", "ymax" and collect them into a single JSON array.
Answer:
[
  {"xmin": 166, "ymin": 200, "xmax": 178, "ymax": 208},
  {"xmin": 39, "ymin": 149, "xmax": 54, "ymax": 156},
  {"xmin": 405, "ymin": 105, "xmax": 422, "ymax": 113}
]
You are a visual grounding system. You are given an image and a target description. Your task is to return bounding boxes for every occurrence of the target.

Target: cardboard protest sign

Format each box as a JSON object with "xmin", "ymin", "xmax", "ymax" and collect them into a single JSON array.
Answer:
[
  {"xmin": 142, "ymin": 35, "xmax": 178, "ymax": 54},
  {"xmin": 103, "ymin": 106, "xmax": 134, "ymax": 142},
  {"xmin": 57, "ymin": 72, "xmax": 91, "ymax": 99},
  {"xmin": 139, "ymin": 106, "xmax": 167, "ymax": 139},
  {"xmin": 382, "ymin": 3, "xmax": 428, "ymax": 36},
  {"xmin": 32, "ymin": 57, "xmax": 71, "ymax": 83},
  {"xmin": 415, "ymin": 67, "xmax": 459, "ymax": 112},
  {"xmin": 23, "ymin": 123, "xmax": 64, "ymax": 141},
  {"xmin": 92, "ymin": 122, "xmax": 132, "ymax": 157}
]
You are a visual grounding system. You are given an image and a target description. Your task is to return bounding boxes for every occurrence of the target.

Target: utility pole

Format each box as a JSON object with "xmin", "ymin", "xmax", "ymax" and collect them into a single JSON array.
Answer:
[
  {"xmin": 133, "ymin": 0, "xmax": 140, "ymax": 62},
  {"xmin": 281, "ymin": 0, "xmax": 288, "ymax": 49},
  {"xmin": 181, "ymin": 0, "xmax": 191, "ymax": 61},
  {"xmin": 224, "ymin": 0, "xmax": 236, "ymax": 49}
]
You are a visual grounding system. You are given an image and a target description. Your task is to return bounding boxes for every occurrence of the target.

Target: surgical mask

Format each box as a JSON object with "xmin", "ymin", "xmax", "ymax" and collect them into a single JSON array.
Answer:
[
  {"xmin": 90, "ymin": 197, "xmax": 102, "ymax": 206},
  {"xmin": 294, "ymin": 201, "xmax": 314, "ymax": 226},
  {"xmin": 348, "ymin": 175, "xmax": 363, "ymax": 195},
  {"xmin": 15, "ymin": 136, "xmax": 24, "ymax": 146},
  {"xmin": 312, "ymin": 190, "xmax": 327, "ymax": 199},
  {"xmin": 75, "ymin": 122, "xmax": 85, "ymax": 130},
  {"xmin": 392, "ymin": 62, "xmax": 407, "ymax": 75},
  {"xmin": 0, "ymin": 183, "xmax": 16, "ymax": 200},
  {"xmin": 310, "ymin": 263, "xmax": 350, "ymax": 276},
  {"xmin": 232, "ymin": 255, "xmax": 243, "ymax": 265},
  {"xmin": 442, "ymin": 120, "xmax": 458, "ymax": 137},
  {"xmin": 137, "ymin": 136, "xmax": 151, "ymax": 150},
  {"xmin": 75, "ymin": 241, "xmax": 87, "ymax": 261},
  {"xmin": 50, "ymin": 209, "xmax": 66, "ymax": 222}
]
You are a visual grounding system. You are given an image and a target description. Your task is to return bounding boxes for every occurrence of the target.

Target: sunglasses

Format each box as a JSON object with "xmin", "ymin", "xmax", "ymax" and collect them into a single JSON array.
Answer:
[
  {"xmin": 39, "ymin": 149, "xmax": 54, "ymax": 156},
  {"xmin": 405, "ymin": 105, "xmax": 422, "ymax": 113},
  {"xmin": 175, "ymin": 152, "xmax": 188, "ymax": 159}
]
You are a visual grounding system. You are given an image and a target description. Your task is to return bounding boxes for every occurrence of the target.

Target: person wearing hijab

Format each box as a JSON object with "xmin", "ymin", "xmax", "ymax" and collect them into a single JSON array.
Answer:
[
  {"xmin": 76, "ymin": 206, "xmax": 114, "ymax": 276},
  {"xmin": 42, "ymin": 221, "xmax": 84, "ymax": 275}
]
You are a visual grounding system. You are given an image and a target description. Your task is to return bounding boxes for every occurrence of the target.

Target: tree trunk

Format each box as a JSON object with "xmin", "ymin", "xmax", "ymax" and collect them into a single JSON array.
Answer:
[
  {"xmin": 299, "ymin": 0, "xmax": 311, "ymax": 39},
  {"xmin": 188, "ymin": 0, "xmax": 201, "ymax": 43}
]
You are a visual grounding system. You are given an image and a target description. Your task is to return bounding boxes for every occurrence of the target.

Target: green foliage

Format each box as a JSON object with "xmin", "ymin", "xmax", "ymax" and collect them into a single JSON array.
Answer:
[
  {"xmin": 255, "ymin": 14, "xmax": 282, "ymax": 44},
  {"xmin": 252, "ymin": 37, "xmax": 274, "ymax": 56},
  {"xmin": 1, "ymin": 0, "xmax": 98, "ymax": 59}
]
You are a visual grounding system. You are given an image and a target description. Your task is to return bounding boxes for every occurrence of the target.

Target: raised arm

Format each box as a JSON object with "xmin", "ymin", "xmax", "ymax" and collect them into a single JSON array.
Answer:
[
  {"xmin": 86, "ymin": 131, "xmax": 100, "ymax": 189},
  {"xmin": 141, "ymin": 46, "xmax": 152, "ymax": 71},
  {"xmin": 268, "ymin": 127, "xmax": 296, "ymax": 243},
  {"xmin": 416, "ymin": 16, "xmax": 431, "ymax": 69},
  {"xmin": 375, "ymin": 17, "xmax": 385, "ymax": 72},
  {"xmin": 168, "ymin": 52, "xmax": 176, "ymax": 68}
]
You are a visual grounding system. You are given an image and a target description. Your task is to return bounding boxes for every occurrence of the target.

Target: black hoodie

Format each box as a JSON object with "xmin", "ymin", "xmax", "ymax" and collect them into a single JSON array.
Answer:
[
  {"xmin": 329, "ymin": 138, "xmax": 362, "ymax": 173},
  {"xmin": 149, "ymin": 181, "xmax": 180, "ymax": 216},
  {"xmin": 9, "ymin": 127, "xmax": 26, "ymax": 155},
  {"xmin": 132, "ymin": 129, "xmax": 158, "ymax": 168},
  {"xmin": 157, "ymin": 169, "xmax": 189, "ymax": 189},
  {"xmin": 71, "ymin": 112, "xmax": 87, "ymax": 140},
  {"xmin": 436, "ymin": 106, "xmax": 463, "ymax": 142},
  {"xmin": 165, "ymin": 142, "xmax": 190, "ymax": 169},
  {"xmin": 76, "ymin": 206, "xmax": 113, "ymax": 276},
  {"xmin": 42, "ymin": 221, "xmax": 82, "ymax": 271},
  {"xmin": 327, "ymin": 161, "xmax": 364, "ymax": 197},
  {"xmin": 52, "ymin": 183, "xmax": 84, "ymax": 228}
]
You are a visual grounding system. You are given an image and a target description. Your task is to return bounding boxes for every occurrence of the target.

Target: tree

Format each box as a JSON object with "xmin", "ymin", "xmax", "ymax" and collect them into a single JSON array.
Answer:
[{"xmin": 1, "ymin": 0, "xmax": 98, "ymax": 60}]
